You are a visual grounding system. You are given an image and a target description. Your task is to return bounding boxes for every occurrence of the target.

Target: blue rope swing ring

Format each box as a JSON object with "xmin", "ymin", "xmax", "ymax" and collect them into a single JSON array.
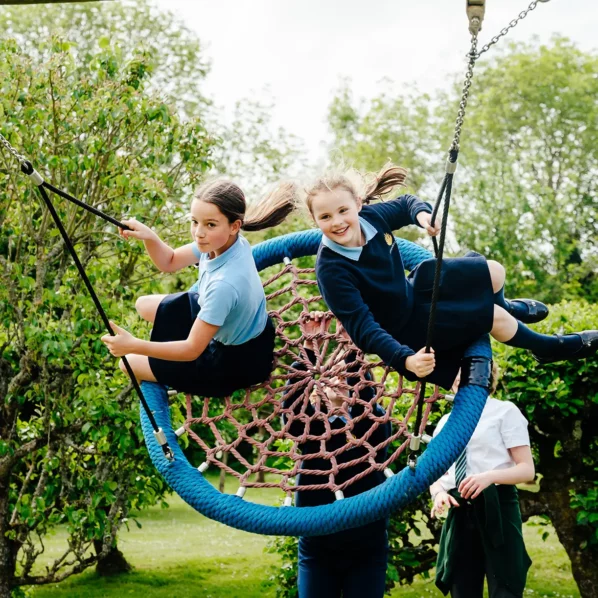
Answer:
[{"xmin": 139, "ymin": 230, "xmax": 491, "ymax": 536}]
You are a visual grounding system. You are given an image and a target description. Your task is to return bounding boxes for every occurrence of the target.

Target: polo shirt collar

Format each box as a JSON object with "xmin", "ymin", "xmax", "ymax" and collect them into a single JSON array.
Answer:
[
  {"xmin": 328, "ymin": 405, "xmax": 354, "ymax": 424},
  {"xmin": 321, "ymin": 217, "xmax": 377, "ymax": 261},
  {"xmin": 203, "ymin": 234, "xmax": 242, "ymax": 272}
]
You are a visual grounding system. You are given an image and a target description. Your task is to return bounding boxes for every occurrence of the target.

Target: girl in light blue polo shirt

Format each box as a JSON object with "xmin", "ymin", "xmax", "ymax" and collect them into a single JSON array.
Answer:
[{"xmin": 101, "ymin": 179, "xmax": 294, "ymax": 397}]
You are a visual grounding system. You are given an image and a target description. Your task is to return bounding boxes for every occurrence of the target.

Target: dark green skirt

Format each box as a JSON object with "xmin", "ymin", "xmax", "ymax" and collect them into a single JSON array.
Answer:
[{"xmin": 435, "ymin": 485, "xmax": 532, "ymax": 595}]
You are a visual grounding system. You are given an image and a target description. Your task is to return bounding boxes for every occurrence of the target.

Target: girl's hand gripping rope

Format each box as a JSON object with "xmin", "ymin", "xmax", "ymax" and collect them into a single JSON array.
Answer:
[
  {"xmin": 405, "ymin": 347, "xmax": 436, "ymax": 378},
  {"xmin": 118, "ymin": 217, "xmax": 158, "ymax": 242},
  {"xmin": 101, "ymin": 321, "xmax": 139, "ymax": 357},
  {"xmin": 416, "ymin": 211, "xmax": 441, "ymax": 237}
]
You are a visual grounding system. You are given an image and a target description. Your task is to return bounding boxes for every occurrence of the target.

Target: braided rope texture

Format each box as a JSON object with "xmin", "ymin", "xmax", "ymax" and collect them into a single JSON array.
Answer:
[{"xmin": 140, "ymin": 229, "xmax": 491, "ymax": 535}]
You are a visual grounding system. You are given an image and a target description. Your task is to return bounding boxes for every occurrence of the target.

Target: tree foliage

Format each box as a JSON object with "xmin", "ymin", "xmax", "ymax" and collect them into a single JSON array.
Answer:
[
  {"xmin": 327, "ymin": 80, "xmax": 445, "ymax": 247},
  {"xmin": 452, "ymin": 37, "xmax": 598, "ymax": 304},
  {"xmin": 0, "ymin": 34, "xmax": 215, "ymax": 595},
  {"xmin": 327, "ymin": 79, "xmax": 437, "ymax": 195},
  {"xmin": 0, "ymin": 0, "xmax": 210, "ymax": 116},
  {"xmin": 494, "ymin": 300, "xmax": 598, "ymax": 597},
  {"xmin": 213, "ymin": 96, "xmax": 307, "ymax": 201}
]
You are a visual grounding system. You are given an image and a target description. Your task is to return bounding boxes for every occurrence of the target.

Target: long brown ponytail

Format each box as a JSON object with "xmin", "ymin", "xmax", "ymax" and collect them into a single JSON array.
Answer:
[{"xmin": 194, "ymin": 179, "xmax": 297, "ymax": 231}]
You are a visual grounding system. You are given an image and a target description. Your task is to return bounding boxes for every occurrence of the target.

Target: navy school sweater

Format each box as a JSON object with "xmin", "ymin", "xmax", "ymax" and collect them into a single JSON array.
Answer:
[{"xmin": 315, "ymin": 195, "xmax": 432, "ymax": 377}]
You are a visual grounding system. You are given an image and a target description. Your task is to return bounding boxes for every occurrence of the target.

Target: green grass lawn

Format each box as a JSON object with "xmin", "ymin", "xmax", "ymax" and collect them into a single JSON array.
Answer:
[{"xmin": 31, "ymin": 476, "xmax": 580, "ymax": 598}]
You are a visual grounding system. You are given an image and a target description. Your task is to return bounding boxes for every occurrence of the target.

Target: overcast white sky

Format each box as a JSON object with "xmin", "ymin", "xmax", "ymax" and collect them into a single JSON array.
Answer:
[{"xmin": 154, "ymin": 0, "xmax": 595, "ymax": 158}]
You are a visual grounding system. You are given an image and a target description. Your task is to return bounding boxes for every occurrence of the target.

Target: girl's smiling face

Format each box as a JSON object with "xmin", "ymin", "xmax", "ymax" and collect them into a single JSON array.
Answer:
[
  {"xmin": 190, "ymin": 198, "xmax": 241, "ymax": 257},
  {"xmin": 310, "ymin": 188, "xmax": 363, "ymax": 248}
]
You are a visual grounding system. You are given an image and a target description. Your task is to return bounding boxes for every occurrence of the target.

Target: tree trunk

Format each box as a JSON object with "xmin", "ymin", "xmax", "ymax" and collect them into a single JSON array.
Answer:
[
  {"xmin": 93, "ymin": 540, "xmax": 132, "ymax": 577},
  {"xmin": 519, "ymin": 487, "xmax": 598, "ymax": 598},
  {"xmin": 544, "ymin": 488, "xmax": 598, "ymax": 598},
  {"xmin": 0, "ymin": 479, "xmax": 17, "ymax": 598}
]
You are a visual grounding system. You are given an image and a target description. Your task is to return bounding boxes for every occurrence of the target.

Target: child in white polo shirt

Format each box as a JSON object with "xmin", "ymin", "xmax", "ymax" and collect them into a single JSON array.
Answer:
[
  {"xmin": 429, "ymin": 365, "xmax": 535, "ymax": 598},
  {"xmin": 101, "ymin": 179, "xmax": 294, "ymax": 396}
]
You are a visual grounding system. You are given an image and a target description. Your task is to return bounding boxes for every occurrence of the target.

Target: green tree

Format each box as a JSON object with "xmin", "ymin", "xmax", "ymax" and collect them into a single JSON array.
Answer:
[
  {"xmin": 494, "ymin": 301, "xmax": 598, "ymax": 598},
  {"xmin": 451, "ymin": 37, "xmax": 598, "ymax": 304},
  {"xmin": 0, "ymin": 0, "xmax": 210, "ymax": 116},
  {"xmin": 0, "ymin": 36, "xmax": 215, "ymax": 597},
  {"xmin": 327, "ymin": 40, "xmax": 598, "ymax": 302},
  {"xmin": 326, "ymin": 79, "xmax": 444, "ymax": 247},
  {"xmin": 327, "ymin": 79, "xmax": 438, "ymax": 197},
  {"xmin": 213, "ymin": 96, "xmax": 307, "ymax": 201}
]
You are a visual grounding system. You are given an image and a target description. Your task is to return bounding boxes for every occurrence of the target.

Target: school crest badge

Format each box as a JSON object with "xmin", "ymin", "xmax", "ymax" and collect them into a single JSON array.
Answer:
[{"xmin": 384, "ymin": 233, "xmax": 393, "ymax": 246}]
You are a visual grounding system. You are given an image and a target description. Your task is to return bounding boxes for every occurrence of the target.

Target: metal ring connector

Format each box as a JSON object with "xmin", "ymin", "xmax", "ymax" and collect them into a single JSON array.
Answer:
[
  {"xmin": 445, "ymin": 159, "xmax": 458, "ymax": 174},
  {"xmin": 409, "ymin": 435, "xmax": 421, "ymax": 452},
  {"xmin": 153, "ymin": 427, "xmax": 167, "ymax": 446},
  {"xmin": 28, "ymin": 169, "xmax": 44, "ymax": 186}
]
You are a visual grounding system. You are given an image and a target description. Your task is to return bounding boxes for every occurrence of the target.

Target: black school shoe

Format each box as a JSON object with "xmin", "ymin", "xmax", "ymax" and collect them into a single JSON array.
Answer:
[
  {"xmin": 533, "ymin": 330, "xmax": 598, "ymax": 364},
  {"xmin": 509, "ymin": 298, "xmax": 549, "ymax": 324}
]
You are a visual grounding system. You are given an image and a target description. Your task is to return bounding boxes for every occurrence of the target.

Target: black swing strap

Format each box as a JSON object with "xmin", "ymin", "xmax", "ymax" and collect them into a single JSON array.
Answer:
[
  {"xmin": 42, "ymin": 179, "xmax": 131, "ymax": 230},
  {"xmin": 408, "ymin": 0, "xmax": 552, "ymax": 468}
]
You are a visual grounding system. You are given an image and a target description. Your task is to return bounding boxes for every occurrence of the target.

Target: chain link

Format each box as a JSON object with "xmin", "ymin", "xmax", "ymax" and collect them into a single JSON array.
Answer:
[
  {"xmin": 0, "ymin": 131, "xmax": 28, "ymax": 166},
  {"xmin": 450, "ymin": 0, "xmax": 551, "ymax": 152},
  {"xmin": 451, "ymin": 34, "xmax": 479, "ymax": 152},
  {"xmin": 475, "ymin": 0, "xmax": 548, "ymax": 59}
]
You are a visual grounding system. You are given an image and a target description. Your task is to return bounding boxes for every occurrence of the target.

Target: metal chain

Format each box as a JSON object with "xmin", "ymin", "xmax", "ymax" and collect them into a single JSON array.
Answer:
[
  {"xmin": 451, "ymin": 34, "xmax": 479, "ymax": 152},
  {"xmin": 475, "ymin": 0, "xmax": 550, "ymax": 59},
  {"xmin": 0, "ymin": 131, "xmax": 28, "ymax": 166}
]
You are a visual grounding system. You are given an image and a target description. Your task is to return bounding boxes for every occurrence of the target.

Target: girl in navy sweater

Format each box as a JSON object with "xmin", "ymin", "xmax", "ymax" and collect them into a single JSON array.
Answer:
[
  {"xmin": 281, "ymin": 165, "xmax": 596, "ymax": 389},
  {"xmin": 283, "ymin": 312, "xmax": 391, "ymax": 598}
]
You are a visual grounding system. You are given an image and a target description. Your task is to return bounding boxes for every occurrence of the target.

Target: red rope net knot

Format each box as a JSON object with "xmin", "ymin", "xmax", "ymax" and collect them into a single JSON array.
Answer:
[{"xmin": 179, "ymin": 261, "xmax": 445, "ymax": 500}]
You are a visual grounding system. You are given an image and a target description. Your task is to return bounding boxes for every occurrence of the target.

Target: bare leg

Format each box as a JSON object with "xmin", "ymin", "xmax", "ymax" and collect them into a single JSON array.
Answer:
[
  {"xmin": 487, "ymin": 260, "xmax": 506, "ymax": 293},
  {"xmin": 488, "ymin": 260, "xmax": 549, "ymax": 324},
  {"xmin": 119, "ymin": 355, "xmax": 157, "ymax": 383},
  {"xmin": 135, "ymin": 294, "xmax": 167, "ymax": 324},
  {"xmin": 491, "ymin": 305, "xmax": 518, "ymax": 342}
]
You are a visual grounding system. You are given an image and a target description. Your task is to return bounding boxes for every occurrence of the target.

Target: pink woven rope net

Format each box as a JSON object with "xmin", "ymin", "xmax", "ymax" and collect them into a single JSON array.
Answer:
[{"xmin": 179, "ymin": 262, "xmax": 444, "ymax": 499}]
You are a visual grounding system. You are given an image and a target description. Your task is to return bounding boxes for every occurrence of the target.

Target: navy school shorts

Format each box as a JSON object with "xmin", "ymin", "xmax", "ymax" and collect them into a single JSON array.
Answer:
[{"xmin": 148, "ymin": 291, "xmax": 275, "ymax": 397}]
